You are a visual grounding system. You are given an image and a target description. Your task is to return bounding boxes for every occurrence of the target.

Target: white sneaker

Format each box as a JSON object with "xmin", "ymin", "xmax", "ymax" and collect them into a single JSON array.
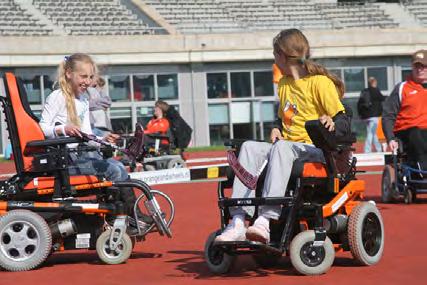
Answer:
[
  {"xmin": 246, "ymin": 217, "xmax": 270, "ymax": 244},
  {"xmin": 214, "ymin": 224, "xmax": 246, "ymax": 242}
]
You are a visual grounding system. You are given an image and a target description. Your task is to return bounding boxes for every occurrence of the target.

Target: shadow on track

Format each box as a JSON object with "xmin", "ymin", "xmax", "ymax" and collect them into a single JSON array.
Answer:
[
  {"xmin": 165, "ymin": 250, "xmax": 360, "ymax": 278},
  {"xmin": 43, "ymin": 251, "xmax": 162, "ymax": 267}
]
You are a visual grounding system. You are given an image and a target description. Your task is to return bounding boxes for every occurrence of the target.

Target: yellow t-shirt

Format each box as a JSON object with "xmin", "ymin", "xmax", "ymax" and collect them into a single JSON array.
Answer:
[{"xmin": 277, "ymin": 74, "xmax": 345, "ymax": 144}]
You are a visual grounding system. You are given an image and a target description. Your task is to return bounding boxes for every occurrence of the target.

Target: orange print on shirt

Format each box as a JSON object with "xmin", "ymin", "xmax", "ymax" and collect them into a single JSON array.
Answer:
[{"xmin": 283, "ymin": 100, "xmax": 298, "ymax": 131}]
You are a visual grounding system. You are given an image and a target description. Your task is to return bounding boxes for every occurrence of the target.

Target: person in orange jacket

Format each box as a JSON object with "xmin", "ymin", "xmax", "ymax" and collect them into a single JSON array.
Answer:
[{"xmin": 144, "ymin": 103, "xmax": 170, "ymax": 146}]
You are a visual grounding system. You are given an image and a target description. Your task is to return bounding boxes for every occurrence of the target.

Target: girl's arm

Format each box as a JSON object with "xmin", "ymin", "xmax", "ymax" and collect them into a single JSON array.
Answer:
[{"xmin": 39, "ymin": 92, "xmax": 63, "ymax": 138}]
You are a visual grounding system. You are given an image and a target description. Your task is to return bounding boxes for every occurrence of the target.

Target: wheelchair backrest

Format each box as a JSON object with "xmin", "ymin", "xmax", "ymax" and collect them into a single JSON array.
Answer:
[{"xmin": 1, "ymin": 73, "xmax": 45, "ymax": 174}]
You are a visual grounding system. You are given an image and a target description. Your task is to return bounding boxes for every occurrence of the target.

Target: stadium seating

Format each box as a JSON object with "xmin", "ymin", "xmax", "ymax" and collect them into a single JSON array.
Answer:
[
  {"xmin": 143, "ymin": 0, "xmax": 399, "ymax": 34},
  {"xmin": 403, "ymin": 0, "xmax": 427, "ymax": 26},
  {"xmin": 0, "ymin": 0, "xmax": 423, "ymax": 36},
  {"xmin": 32, "ymin": 0, "xmax": 156, "ymax": 35},
  {"xmin": 0, "ymin": 0, "xmax": 52, "ymax": 36}
]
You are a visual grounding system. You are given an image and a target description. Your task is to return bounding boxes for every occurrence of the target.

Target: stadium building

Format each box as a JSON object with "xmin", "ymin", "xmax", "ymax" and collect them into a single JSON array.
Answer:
[{"xmin": 0, "ymin": 0, "xmax": 426, "ymax": 154}]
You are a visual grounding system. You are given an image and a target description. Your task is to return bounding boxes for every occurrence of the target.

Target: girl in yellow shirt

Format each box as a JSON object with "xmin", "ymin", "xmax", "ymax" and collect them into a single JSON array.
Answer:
[{"xmin": 215, "ymin": 29, "xmax": 350, "ymax": 244}]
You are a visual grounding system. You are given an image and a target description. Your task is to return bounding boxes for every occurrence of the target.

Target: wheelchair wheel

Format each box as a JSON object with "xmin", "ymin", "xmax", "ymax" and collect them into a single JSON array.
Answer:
[
  {"xmin": 134, "ymin": 190, "xmax": 175, "ymax": 237},
  {"xmin": 253, "ymin": 252, "xmax": 281, "ymax": 268},
  {"xmin": 381, "ymin": 165, "xmax": 396, "ymax": 203},
  {"xmin": 204, "ymin": 230, "xmax": 235, "ymax": 274},
  {"xmin": 144, "ymin": 164, "xmax": 157, "ymax": 172},
  {"xmin": 348, "ymin": 202, "xmax": 384, "ymax": 266},
  {"xmin": 96, "ymin": 229, "xmax": 133, "ymax": 265},
  {"xmin": 0, "ymin": 210, "xmax": 52, "ymax": 271},
  {"xmin": 289, "ymin": 230, "xmax": 334, "ymax": 275},
  {"xmin": 167, "ymin": 157, "xmax": 186, "ymax": 169}
]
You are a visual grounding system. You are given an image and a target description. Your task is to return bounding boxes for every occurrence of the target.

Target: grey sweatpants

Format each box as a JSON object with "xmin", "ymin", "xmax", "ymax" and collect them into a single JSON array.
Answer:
[{"xmin": 230, "ymin": 140, "xmax": 324, "ymax": 220}]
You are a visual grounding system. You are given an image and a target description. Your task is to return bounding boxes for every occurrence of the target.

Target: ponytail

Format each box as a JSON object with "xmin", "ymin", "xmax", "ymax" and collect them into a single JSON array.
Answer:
[
  {"xmin": 304, "ymin": 59, "xmax": 345, "ymax": 98},
  {"xmin": 57, "ymin": 60, "xmax": 80, "ymax": 127}
]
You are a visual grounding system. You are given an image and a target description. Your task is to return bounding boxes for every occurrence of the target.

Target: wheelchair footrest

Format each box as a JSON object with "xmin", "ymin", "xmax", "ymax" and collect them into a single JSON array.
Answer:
[
  {"xmin": 213, "ymin": 240, "xmax": 284, "ymax": 255},
  {"xmin": 219, "ymin": 197, "xmax": 294, "ymax": 208}
]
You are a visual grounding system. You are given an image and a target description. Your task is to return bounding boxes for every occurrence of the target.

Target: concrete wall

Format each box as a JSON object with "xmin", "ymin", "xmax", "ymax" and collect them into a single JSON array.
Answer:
[{"xmin": 0, "ymin": 28, "xmax": 426, "ymax": 66}]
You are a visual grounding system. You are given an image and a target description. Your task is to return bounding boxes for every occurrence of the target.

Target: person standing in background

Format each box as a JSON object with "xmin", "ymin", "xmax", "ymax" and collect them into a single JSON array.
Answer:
[
  {"xmin": 357, "ymin": 77, "xmax": 385, "ymax": 153},
  {"xmin": 88, "ymin": 76, "xmax": 112, "ymax": 137}
]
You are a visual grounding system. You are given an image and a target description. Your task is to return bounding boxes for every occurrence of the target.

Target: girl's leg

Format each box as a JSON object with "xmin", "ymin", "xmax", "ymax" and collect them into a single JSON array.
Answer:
[
  {"xmin": 215, "ymin": 141, "xmax": 271, "ymax": 242},
  {"xmin": 246, "ymin": 141, "xmax": 324, "ymax": 243}
]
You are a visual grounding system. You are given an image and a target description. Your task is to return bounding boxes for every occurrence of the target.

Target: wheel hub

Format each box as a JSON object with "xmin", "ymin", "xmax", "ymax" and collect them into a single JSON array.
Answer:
[
  {"xmin": 300, "ymin": 242, "xmax": 325, "ymax": 267},
  {"xmin": 362, "ymin": 213, "xmax": 382, "ymax": 256},
  {"xmin": 1, "ymin": 221, "xmax": 39, "ymax": 261}
]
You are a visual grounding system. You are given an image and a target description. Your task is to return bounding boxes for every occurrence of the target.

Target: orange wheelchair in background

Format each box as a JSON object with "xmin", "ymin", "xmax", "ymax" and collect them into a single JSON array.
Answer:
[{"xmin": 0, "ymin": 73, "xmax": 174, "ymax": 271}]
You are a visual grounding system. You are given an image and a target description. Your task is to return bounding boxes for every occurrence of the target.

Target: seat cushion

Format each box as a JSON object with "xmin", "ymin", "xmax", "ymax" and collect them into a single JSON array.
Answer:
[{"xmin": 291, "ymin": 161, "xmax": 327, "ymax": 178}]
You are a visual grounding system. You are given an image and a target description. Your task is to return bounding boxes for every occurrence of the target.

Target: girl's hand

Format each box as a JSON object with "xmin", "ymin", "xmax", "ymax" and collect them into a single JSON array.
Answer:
[
  {"xmin": 270, "ymin": 128, "xmax": 284, "ymax": 143},
  {"xmin": 319, "ymin": 115, "xmax": 335, "ymax": 132},
  {"xmin": 103, "ymin": 133, "xmax": 119, "ymax": 144},
  {"xmin": 64, "ymin": 124, "xmax": 82, "ymax": 138}
]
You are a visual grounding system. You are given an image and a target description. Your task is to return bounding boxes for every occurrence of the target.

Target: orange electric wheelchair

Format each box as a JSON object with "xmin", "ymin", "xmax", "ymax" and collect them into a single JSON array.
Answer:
[
  {"xmin": 204, "ymin": 121, "xmax": 384, "ymax": 275},
  {"xmin": 0, "ymin": 73, "xmax": 174, "ymax": 271}
]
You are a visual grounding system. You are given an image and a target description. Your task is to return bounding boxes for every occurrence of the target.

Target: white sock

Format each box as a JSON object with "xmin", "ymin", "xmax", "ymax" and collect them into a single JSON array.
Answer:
[{"xmin": 231, "ymin": 214, "xmax": 245, "ymax": 228}]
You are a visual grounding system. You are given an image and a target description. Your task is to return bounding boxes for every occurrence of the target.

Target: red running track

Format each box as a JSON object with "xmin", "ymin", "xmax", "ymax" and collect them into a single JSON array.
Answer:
[{"xmin": 0, "ymin": 163, "xmax": 426, "ymax": 284}]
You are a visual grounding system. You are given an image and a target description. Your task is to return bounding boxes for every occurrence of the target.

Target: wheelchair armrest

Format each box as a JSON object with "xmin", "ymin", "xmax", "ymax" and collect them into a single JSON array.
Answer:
[
  {"xmin": 146, "ymin": 133, "xmax": 170, "ymax": 140},
  {"xmin": 24, "ymin": 137, "xmax": 81, "ymax": 155},
  {"xmin": 26, "ymin": 137, "xmax": 81, "ymax": 148}
]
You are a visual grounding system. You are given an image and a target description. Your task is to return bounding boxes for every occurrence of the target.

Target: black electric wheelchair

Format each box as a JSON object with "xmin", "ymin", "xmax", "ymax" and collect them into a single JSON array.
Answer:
[
  {"xmin": 121, "ymin": 125, "xmax": 186, "ymax": 172},
  {"xmin": 382, "ymin": 135, "xmax": 427, "ymax": 204},
  {"xmin": 0, "ymin": 73, "xmax": 174, "ymax": 271},
  {"xmin": 204, "ymin": 121, "xmax": 384, "ymax": 275}
]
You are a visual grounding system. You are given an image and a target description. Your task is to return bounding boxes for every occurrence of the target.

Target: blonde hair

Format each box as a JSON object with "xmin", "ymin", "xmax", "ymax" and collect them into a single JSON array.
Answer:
[
  {"xmin": 273, "ymin": 29, "xmax": 345, "ymax": 98},
  {"xmin": 57, "ymin": 53, "xmax": 95, "ymax": 127}
]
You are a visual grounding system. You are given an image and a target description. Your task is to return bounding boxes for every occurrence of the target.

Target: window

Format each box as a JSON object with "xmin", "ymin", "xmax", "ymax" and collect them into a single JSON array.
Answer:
[
  {"xmin": 344, "ymin": 68, "xmax": 364, "ymax": 92},
  {"xmin": 207, "ymin": 73, "xmax": 228, "ymax": 99},
  {"xmin": 401, "ymin": 68, "xmax": 411, "ymax": 81},
  {"xmin": 43, "ymin": 74, "xmax": 55, "ymax": 99},
  {"xmin": 208, "ymin": 104, "xmax": 229, "ymax": 145},
  {"xmin": 133, "ymin": 75, "xmax": 154, "ymax": 101},
  {"xmin": 231, "ymin": 101, "xmax": 253, "ymax": 140},
  {"xmin": 109, "ymin": 75, "xmax": 131, "ymax": 102},
  {"xmin": 230, "ymin": 72, "xmax": 250, "ymax": 98},
  {"xmin": 137, "ymin": 106, "xmax": 154, "ymax": 127},
  {"xmin": 367, "ymin": 67, "xmax": 388, "ymax": 90},
  {"xmin": 21, "ymin": 75, "xmax": 41, "ymax": 104},
  {"xmin": 254, "ymin": 71, "xmax": 273, "ymax": 97},
  {"xmin": 329, "ymin": 69, "xmax": 342, "ymax": 79},
  {"xmin": 110, "ymin": 107, "xmax": 132, "ymax": 134},
  {"xmin": 158, "ymin": 74, "xmax": 178, "ymax": 99}
]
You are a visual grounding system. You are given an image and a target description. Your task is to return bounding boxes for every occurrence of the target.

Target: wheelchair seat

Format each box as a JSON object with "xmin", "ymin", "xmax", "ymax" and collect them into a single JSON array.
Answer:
[
  {"xmin": 291, "ymin": 161, "xmax": 327, "ymax": 178},
  {"xmin": 1, "ymin": 73, "xmax": 106, "ymax": 197}
]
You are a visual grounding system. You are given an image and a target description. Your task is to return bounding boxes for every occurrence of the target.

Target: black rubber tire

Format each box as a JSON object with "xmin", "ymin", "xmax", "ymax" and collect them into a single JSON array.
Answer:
[
  {"xmin": 289, "ymin": 230, "xmax": 335, "ymax": 276},
  {"xmin": 96, "ymin": 229, "xmax": 133, "ymax": 265},
  {"xmin": 167, "ymin": 157, "xmax": 186, "ymax": 169},
  {"xmin": 0, "ymin": 210, "xmax": 52, "ymax": 271},
  {"xmin": 348, "ymin": 202, "xmax": 384, "ymax": 266},
  {"xmin": 204, "ymin": 230, "xmax": 235, "ymax": 274},
  {"xmin": 381, "ymin": 165, "xmax": 395, "ymax": 203},
  {"xmin": 253, "ymin": 252, "xmax": 281, "ymax": 268}
]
